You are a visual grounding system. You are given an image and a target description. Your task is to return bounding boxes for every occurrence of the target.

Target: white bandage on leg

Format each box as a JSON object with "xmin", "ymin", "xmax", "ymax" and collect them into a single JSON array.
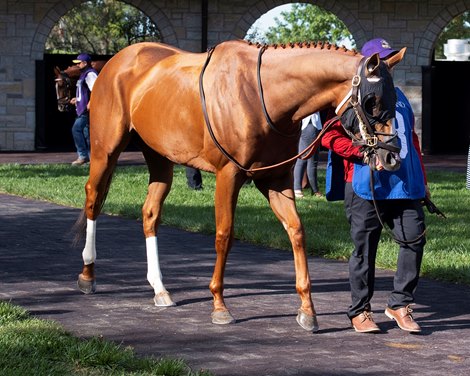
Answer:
[
  {"xmin": 146, "ymin": 236, "xmax": 165, "ymax": 293},
  {"xmin": 82, "ymin": 218, "xmax": 97, "ymax": 265}
]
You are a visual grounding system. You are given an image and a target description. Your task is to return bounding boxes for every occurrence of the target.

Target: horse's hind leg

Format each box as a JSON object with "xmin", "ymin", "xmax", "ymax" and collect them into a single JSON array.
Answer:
[
  {"xmin": 254, "ymin": 174, "xmax": 319, "ymax": 332},
  {"xmin": 77, "ymin": 134, "xmax": 131, "ymax": 294},
  {"xmin": 141, "ymin": 146, "xmax": 175, "ymax": 307}
]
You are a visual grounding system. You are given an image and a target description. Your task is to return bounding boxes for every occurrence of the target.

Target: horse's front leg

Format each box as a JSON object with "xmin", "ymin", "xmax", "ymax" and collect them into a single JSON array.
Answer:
[
  {"xmin": 210, "ymin": 167, "xmax": 245, "ymax": 325},
  {"xmin": 142, "ymin": 153, "xmax": 175, "ymax": 307},
  {"xmin": 77, "ymin": 147, "xmax": 123, "ymax": 294},
  {"xmin": 255, "ymin": 174, "xmax": 319, "ymax": 332}
]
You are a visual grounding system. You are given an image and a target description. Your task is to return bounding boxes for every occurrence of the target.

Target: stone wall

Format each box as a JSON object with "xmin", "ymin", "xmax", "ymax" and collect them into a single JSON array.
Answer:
[{"xmin": 0, "ymin": 0, "xmax": 469, "ymax": 150}]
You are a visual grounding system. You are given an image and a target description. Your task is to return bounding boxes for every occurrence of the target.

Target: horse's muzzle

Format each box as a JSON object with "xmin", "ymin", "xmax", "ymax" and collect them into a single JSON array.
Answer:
[
  {"xmin": 373, "ymin": 148, "xmax": 401, "ymax": 171},
  {"xmin": 57, "ymin": 102, "xmax": 73, "ymax": 113}
]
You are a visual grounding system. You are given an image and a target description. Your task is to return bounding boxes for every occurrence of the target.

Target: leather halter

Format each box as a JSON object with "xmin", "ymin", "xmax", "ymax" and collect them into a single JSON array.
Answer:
[
  {"xmin": 338, "ymin": 57, "xmax": 399, "ymax": 155},
  {"xmin": 199, "ymin": 45, "xmax": 310, "ymax": 174},
  {"xmin": 55, "ymin": 72, "xmax": 73, "ymax": 111}
]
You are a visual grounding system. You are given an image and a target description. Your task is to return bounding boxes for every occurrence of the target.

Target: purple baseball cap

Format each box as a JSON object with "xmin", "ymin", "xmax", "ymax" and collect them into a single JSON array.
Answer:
[
  {"xmin": 361, "ymin": 38, "xmax": 398, "ymax": 59},
  {"xmin": 72, "ymin": 53, "xmax": 92, "ymax": 63}
]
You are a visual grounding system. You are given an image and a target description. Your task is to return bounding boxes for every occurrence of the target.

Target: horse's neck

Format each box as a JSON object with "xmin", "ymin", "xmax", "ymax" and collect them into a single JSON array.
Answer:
[
  {"xmin": 64, "ymin": 66, "xmax": 81, "ymax": 79},
  {"xmin": 260, "ymin": 47, "xmax": 360, "ymax": 122}
]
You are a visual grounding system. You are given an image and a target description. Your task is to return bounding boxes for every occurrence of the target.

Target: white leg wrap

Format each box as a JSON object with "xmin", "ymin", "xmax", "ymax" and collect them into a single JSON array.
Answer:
[
  {"xmin": 82, "ymin": 219, "xmax": 97, "ymax": 265},
  {"xmin": 146, "ymin": 236, "xmax": 165, "ymax": 293}
]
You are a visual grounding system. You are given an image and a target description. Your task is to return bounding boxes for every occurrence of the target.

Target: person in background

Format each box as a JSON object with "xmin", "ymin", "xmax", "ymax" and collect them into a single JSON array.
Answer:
[
  {"xmin": 186, "ymin": 166, "xmax": 203, "ymax": 190},
  {"xmin": 293, "ymin": 112, "xmax": 323, "ymax": 198},
  {"xmin": 321, "ymin": 38, "xmax": 429, "ymax": 334},
  {"xmin": 70, "ymin": 53, "xmax": 98, "ymax": 166}
]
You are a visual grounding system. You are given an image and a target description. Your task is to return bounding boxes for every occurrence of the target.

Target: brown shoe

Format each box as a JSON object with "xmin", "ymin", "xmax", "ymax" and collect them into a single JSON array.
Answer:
[
  {"xmin": 385, "ymin": 305, "xmax": 421, "ymax": 333},
  {"xmin": 71, "ymin": 157, "xmax": 89, "ymax": 166},
  {"xmin": 351, "ymin": 311, "xmax": 381, "ymax": 333}
]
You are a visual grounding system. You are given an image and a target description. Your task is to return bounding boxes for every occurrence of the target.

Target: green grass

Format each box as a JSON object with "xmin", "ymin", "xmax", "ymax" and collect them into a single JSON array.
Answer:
[
  {"xmin": 0, "ymin": 301, "xmax": 211, "ymax": 376},
  {"xmin": 0, "ymin": 163, "xmax": 469, "ymax": 285}
]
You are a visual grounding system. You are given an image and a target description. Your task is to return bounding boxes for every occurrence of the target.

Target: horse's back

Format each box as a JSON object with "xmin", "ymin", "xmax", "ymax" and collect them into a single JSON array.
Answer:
[
  {"xmin": 93, "ymin": 42, "xmax": 183, "ymax": 89},
  {"xmin": 110, "ymin": 42, "xmax": 182, "ymax": 69}
]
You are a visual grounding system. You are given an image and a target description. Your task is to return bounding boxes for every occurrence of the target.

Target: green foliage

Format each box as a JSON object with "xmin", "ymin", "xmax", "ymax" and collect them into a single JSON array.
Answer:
[
  {"xmin": 435, "ymin": 11, "xmax": 470, "ymax": 59},
  {"xmin": 0, "ymin": 164, "xmax": 469, "ymax": 285},
  {"xmin": 46, "ymin": 0, "xmax": 161, "ymax": 55},
  {"xmin": 0, "ymin": 300, "xmax": 212, "ymax": 375},
  {"xmin": 247, "ymin": 3, "xmax": 355, "ymax": 47}
]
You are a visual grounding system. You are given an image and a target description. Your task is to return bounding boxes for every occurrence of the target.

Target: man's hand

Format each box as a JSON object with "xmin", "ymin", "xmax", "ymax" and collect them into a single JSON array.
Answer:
[
  {"xmin": 70, "ymin": 98, "xmax": 77, "ymax": 105},
  {"xmin": 422, "ymin": 196, "xmax": 446, "ymax": 219}
]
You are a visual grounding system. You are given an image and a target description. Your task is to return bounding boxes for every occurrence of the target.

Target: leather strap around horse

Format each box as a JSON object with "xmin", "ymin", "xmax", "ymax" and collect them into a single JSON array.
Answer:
[
  {"xmin": 257, "ymin": 45, "xmax": 300, "ymax": 138},
  {"xmin": 199, "ymin": 45, "xmax": 322, "ymax": 174}
]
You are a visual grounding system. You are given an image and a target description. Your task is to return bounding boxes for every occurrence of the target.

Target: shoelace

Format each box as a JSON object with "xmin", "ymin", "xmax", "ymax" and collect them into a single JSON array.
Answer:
[
  {"xmin": 405, "ymin": 305, "xmax": 415, "ymax": 319},
  {"xmin": 363, "ymin": 311, "xmax": 374, "ymax": 321}
]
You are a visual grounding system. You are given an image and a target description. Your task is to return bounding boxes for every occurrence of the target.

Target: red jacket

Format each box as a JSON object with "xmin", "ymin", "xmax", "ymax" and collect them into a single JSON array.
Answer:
[{"xmin": 321, "ymin": 119, "xmax": 427, "ymax": 184}]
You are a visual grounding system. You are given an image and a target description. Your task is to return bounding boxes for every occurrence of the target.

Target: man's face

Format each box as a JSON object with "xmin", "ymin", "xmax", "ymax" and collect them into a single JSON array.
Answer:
[{"xmin": 76, "ymin": 60, "xmax": 87, "ymax": 69}]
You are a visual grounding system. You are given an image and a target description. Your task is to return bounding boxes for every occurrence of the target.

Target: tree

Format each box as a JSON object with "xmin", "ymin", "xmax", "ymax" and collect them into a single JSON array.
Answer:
[
  {"xmin": 245, "ymin": 24, "xmax": 269, "ymax": 44},
  {"xmin": 435, "ymin": 11, "xmax": 470, "ymax": 59},
  {"xmin": 246, "ymin": 3, "xmax": 355, "ymax": 48},
  {"xmin": 46, "ymin": 0, "xmax": 161, "ymax": 55}
]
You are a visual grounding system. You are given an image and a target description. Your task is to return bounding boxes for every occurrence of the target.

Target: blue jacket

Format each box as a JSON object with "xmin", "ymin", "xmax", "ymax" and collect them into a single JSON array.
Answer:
[{"xmin": 326, "ymin": 88, "xmax": 426, "ymax": 201}]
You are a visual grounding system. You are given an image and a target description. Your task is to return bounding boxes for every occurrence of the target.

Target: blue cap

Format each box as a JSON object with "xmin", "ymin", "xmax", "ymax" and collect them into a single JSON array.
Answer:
[
  {"xmin": 72, "ymin": 53, "xmax": 92, "ymax": 63},
  {"xmin": 361, "ymin": 38, "xmax": 398, "ymax": 59}
]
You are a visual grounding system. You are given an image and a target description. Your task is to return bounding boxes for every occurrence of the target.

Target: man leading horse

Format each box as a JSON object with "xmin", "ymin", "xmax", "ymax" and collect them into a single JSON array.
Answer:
[
  {"xmin": 69, "ymin": 53, "xmax": 98, "ymax": 166},
  {"xmin": 322, "ymin": 38, "xmax": 429, "ymax": 334}
]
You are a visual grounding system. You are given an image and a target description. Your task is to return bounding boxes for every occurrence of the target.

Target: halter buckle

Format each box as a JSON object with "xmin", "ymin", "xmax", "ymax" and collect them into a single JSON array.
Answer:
[
  {"xmin": 352, "ymin": 75, "xmax": 361, "ymax": 87},
  {"xmin": 365, "ymin": 135, "xmax": 378, "ymax": 147}
]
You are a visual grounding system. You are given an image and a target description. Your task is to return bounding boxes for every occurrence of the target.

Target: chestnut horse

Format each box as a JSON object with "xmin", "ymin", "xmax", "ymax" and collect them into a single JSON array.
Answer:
[{"xmin": 74, "ymin": 40, "xmax": 405, "ymax": 332}]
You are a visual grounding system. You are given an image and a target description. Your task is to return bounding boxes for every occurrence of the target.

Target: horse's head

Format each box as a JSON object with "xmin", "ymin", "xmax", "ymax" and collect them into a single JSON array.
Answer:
[
  {"xmin": 338, "ymin": 48, "xmax": 406, "ymax": 171},
  {"xmin": 54, "ymin": 66, "xmax": 74, "ymax": 112}
]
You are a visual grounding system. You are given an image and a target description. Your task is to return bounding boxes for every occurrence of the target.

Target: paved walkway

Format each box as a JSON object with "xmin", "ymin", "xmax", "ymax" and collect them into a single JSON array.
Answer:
[{"xmin": 0, "ymin": 152, "xmax": 469, "ymax": 375}]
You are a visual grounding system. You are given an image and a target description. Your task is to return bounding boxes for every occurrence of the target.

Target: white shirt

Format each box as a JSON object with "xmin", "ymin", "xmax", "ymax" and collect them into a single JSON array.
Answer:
[{"xmin": 301, "ymin": 112, "xmax": 322, "ymax": 131}]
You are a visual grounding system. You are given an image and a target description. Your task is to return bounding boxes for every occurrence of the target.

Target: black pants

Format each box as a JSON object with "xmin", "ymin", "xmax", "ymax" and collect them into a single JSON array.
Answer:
[
  {"xmin": 344, "ymin": 182, "xmax": 425, "ymax": 319},
  {"xmin": 186, "ymin": 167, "xmax": 203, "ymax": 190}
]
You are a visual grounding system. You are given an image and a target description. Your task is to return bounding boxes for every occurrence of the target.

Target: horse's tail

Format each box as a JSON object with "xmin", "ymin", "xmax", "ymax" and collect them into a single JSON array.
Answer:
[{"xmin": 72, "ymin": 208, "xmax": 87, "ymax": 248}]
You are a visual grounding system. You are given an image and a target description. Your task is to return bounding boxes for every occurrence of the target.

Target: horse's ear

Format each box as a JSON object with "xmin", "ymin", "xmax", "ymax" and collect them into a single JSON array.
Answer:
[
  {"xmin": 54, "ymin": 66, "xmax": 61, "ymax": 77},
  {"xmin": 384, "ymin": 47, "xmax": 406, "ymax": 70},
  {"xmin": 365, "ymin": 53, "xmax": 380, "ymax": 77}
]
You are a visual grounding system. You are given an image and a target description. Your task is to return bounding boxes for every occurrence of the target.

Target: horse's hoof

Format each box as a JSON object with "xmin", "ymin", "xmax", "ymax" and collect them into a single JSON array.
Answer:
[
  {"xmin": 77, "ymin": 275, "xmax": 96, "ymax": 295},
  {"xmin": 296, "ymin": 309, "xmax": 319, "ymax": 332},
  {"xmin": 154, "ymin": 291, "xmax": 176, "ymax": 307},
  {"xmin": 211, "ymin": 310, "xmax": 236, "ymax": 325}
]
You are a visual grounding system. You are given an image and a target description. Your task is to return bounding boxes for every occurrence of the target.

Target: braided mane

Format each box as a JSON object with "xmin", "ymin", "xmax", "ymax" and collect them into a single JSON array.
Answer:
[{"xmin": 246, "ymin": 40, "xmax": 358, "ymax": 55}]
